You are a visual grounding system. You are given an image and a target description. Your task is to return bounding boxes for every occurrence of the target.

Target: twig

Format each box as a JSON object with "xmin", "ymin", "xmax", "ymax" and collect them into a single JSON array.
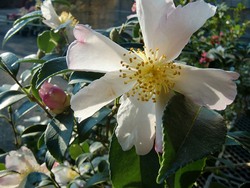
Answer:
[{"xmin": 204, "ymin": 162, "xmax": 250, "ymax": 171}]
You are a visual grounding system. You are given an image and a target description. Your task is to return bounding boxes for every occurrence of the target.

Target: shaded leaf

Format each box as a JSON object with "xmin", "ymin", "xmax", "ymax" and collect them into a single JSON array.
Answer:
[
  {"xmin": 69, "ymin": 71, "xmax": 104, "ymax": 84},
  {"xmin": 3, "ymin": 17, "xmax": 41, "ymax": 47},
  {"xmin": 18, "ymin": 172, "xmax": 53, "ymax": 188},
  {"xmin": 22, "ymin": 124, "xmax": 47, "ymax": 137},
  {"xmin": 75, "ymin": 153, "xmax": 92, "ymax": 169},
  {"xmin": 109, "ymin": 134, "xmax": 164, "ymax": 188},
  {"xmin": 0, "ymin": 170, "xmax": 19, "ymax": 178},
  {"xmin": 14, "ymin": 100, "xmax": 37, "ymax": 123},
  {"xmin": 0, "ymin": 90, "xmax": 26, "ymax": 110},
  {"xmin": 0, "ymin": 52, "xmax": 19, "ymax": 77},
  {"xmin": 13, "ymin": 58, "xmax": 46, "ymax": 66},
  {"xmin": 157, "ymin": 94, "xmax": 226, "ymax": 183},
  {"xmin": 36, "ymin": 57, "xmax": 70, "ymax": 88},
  {"xmin": 13, "ymin": 11, "xmax": 42, "ymax": 25},
  {"xmin": 85, "ymin": 172, "xmax": 110, "ymax": 188},
  {"xmin": 0, "ymin": 163, "xmax": 6, "ymax": 170},
  {"xmin": 45, "ymin": 151, "xmax": 55, "ymax": 171},
  {"xmin": 78, "ymin": 107, "xmax": 111, "ymax": 142},
  {"xmin": 51, "ymin": 0, "xmax": 71, "ymax": 8},
  {"xmin": 37, "ymin": 132, "xmax": 45, "ymax": 150},
  {"xmin": 227, "ymin": 131, "xmax": 250, "ymax": 153},
  {"xmin": 45, "ymin": 112, "xmax": 74, "ymax": 163}
]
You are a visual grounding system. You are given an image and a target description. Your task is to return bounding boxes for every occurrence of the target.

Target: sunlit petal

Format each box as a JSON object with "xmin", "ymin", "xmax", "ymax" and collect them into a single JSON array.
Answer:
[
  {"xmin": 173, "ymin": 64, "xmax": 240, "ymax": 110},
  {"xmin": 71, "ymin": 71, "xmax": 135, "ymax": 122},
  {"xmin": 67, "ymin": 24, "xmax": 129, "ymax": 73},
  {"xmin": 115, "ymin": 94, "xmax": 156, "ymax": 155}
]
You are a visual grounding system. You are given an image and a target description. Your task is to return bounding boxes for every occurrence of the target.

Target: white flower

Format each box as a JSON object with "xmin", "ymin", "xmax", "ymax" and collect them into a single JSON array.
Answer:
[
  {"xmin": 207, "ymin": 45, "xmax": 225, "ymax": 60},
  {"xmin": 66, "ymin": 0, "xmax": 239, "ymax": 155},
  {"xmin": 41, "ymin": 0, "xmax": 78, "ymax": 43},
  {"xmin": 0, "ymin": 147, "xmax": 52, "ymax": 188}
]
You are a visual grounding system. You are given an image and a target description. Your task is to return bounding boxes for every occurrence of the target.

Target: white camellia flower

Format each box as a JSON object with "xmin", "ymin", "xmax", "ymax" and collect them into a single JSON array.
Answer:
[
  {"xmin": 41, "ymin": 0, "xmax": 79, "ymax": 43},
  {"xmin": 0, "ymin": 147, "xmax": 52, "ymax": 188},
  {"xmin": 66, "ymin": 0, "xmax": 240, "ymax": 155}
]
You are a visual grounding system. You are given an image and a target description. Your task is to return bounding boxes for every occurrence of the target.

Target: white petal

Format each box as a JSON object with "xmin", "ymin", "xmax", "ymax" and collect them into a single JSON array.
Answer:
[
  {"xmin": 155, "ymin": 90, "xmax": 175, "ymax": 153},
  {"xmin": 0, "ymin": 174, "xmax": 21, "ymax": 187},
  {"xmin": 115, "ymin": 94, "xmax": 156, "ymax": 155},
  {"xmin": 155, "ymin": 0, "xmax": 216, "ymax": 61},
  {"xmin": 5, "ymin": 146, "xmax": 38, "ymax": 172},
  {"xmin": 173, "ymin": 64, "xmax": 240, "ymax": 110},
  {"xmin": 41, "ymin": 0, "xmax": 61, "ymax": 29},
  {"xmin": 137, "ymin": 0, "xmax": 175, "ymax": 49},
  {"xmin": 66, "ymin": 24, "xmax": 130, "ymax": 73},
  {"xmin": 71, "ymin": 71, "xmax": 135, "ymax": 122},
  {"xmin": 65, "ymin": 25, "xmax": 75, "ymax": 44}
]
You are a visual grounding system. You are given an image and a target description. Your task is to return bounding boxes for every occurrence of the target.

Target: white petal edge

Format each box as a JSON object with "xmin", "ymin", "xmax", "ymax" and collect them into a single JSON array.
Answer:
[
  {"xmin": 154, "ymin": 0, "xmax": 216, "ymax": 61},
  {"xmin": 155, "ymin": 89, "xmax": 175, "ymax": 153},
  {"xmin": 41, "ymin": 0, "xmax": 61, "ymax": 29},
  {"xmin": 137, "ymin": 0, "xmax": 175, "ymax": 49},
  {"xmin": 66, "ymin": 24, "xmax": 131, "ymax": 73},
  {"xmin": 172, "ymin": 64, "xmax": 240, "ymax": 110},
  {"xmin": 115, "ymin": 94, "xmax": 156, "ymax": 155},
  {"xmin": 71, "ymin": 70, "xmax": 135, "ymax": 122}
]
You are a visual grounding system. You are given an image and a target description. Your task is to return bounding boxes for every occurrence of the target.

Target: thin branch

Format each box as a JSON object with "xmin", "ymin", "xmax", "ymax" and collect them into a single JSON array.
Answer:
[{"xmin": 204, "ymin": 162, "xmax": 250, "ymax": 171}]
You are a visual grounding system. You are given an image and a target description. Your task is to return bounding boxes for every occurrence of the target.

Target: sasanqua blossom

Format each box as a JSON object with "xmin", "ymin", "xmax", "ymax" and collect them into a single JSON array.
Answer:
[
  {"xmin": 66, "ymin": 0, "xmax": 239, "ymax": 155},
  {"xmin": 41, "ymin": 0, "xmax": 79, "ymax": 43}
]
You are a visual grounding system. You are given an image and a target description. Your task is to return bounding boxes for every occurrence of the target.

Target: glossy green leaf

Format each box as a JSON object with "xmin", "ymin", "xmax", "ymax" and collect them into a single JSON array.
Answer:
[
  {"xmin": 45, "ymin": 151, "xmax": 55, "ymax": 171},
  {"xmin": 157, "ymin": 94, "xmax": 226, "ymax": 183},
  {"xmin": 37, "ymin": 31, "xmax": 56, "ymax": 53},
  {"xmin": 133, "ymin": 22, "xmax": 140, "ymax": 38},
  {"xmin": 75, "ymin": 153, "xmax": 92, "ymax": 169},
  {"xmin": 36, "ymin": 57, "xmax": 70, "ymax": 88},
  {"xmin": 13, "ymin": 10, "xmax": 42, "ymax": 25},
  {"xmin": 20, "ymin": 69, "xmax": 32, "ymax": 83},
  {"xmin": 166, "ymin": 158, "xmax": 206, "ymax": 188},
  {"xmin": 227, "ymin": 131, "xmax": 250, "ymax": 153},
  {"xmin": 0, "ymin": 90, "xmax": 26, "ymax": 110},
  {"xmin": 18, "ymin": 172, "xmax": 53, "ymax": 188},
  {"xmin": 84, "ymin": 172, "xmax": 110, "ymax": 188},
  {"xmin": 22, "ymin": 124, "xmax": 47, "ymax": 137},
  {"xmin": 0, "ymin": 163, "xmax": 6, "ymax": 170},
  {"xmin": 78, "ymin": 107, "xmax": 112, "ymax": 142},
  {"xmin": 37, "ymin": 132, "xmax": 45, "ymax": 150},
  {"xmin": 69, "ymin": 71, "xmax": 104, "ymax": 84},
  {"xmin": 89, "ymin": 142, "xmax": 103, "ymax": 153},
  {"xmin": 109, "ymin": 134, "xmax": 164, "ymax": 188},
  {"xmin": 30, "ymin": 67, "xmax": 42, "ymax": 101},
  {"xmin": 13, "ymin": 58, "xmax": 46, "ymax": 66},
  {"xmin": 69, "ymin": 144, "xmax": 84, "ymax": 160},
  {"xmin": 98, "ymin": 160, "xmax": 109, "ymax": 173},
  {"xmin": 51, "ymin": 0, "xmax": 71, "ymax": 8},
  {"xmin": 0, "ymin": 52, "xmax": 19, "ymax": 77},
  {"xmin": 2, "ymin": 17, "xmax": 41, "ymax": 47},
  {"xmin": 45, "ymin": 112, "xmax": 74, "ymax": 163},
  {"xmin": 14, "ymin": 100, "xmax": 37, "ymax": 123},
  {"xmin": 0, "ymin": 148, "xmax": 7, "ymax": 158}
]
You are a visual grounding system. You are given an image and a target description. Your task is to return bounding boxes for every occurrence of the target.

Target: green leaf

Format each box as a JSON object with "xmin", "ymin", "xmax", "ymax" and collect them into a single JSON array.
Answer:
[
  {"xmin": 13, "ymin": 58, "xmax": 46, "ymax": 66},
  {"xmin": 98, "ymin": 160, "xmax": 109, "ymax": 173},
  {"xmin": 78, "ymin": 107, "xmax": 111, "ymax": 142},
  {"xmin": 2, "ymin": 17, "xmax": 41, "ymax": 47},
  {"xmin": 37, "ymin": 132, "xmax": 45, "ymax": 150},
  {"xmin": 14, "ymin": 100, "xmax": 37, "ymax": 123},
  {"xmin": 166, "ymin": 158, "xmax": 206, "ymax": 188},
  {"xmin": 69, "ymin": 71, "xmax": 104, "ymax": 84},
  {"xmin": 239, "ymin": 183, "xmax": 250, "ymax": 188},
  {"xmin": 227, "ymin": 131, "xmax": 250, "ymax": 153},
  {"xmin": 109, "ymin": 134, "xmax": 164, "ymax": 188},
  {"xmin": 133, "ymin": 22, "xmax": 141, "ymax": 38},
  {"xmin": 84, "ymin": 172, "xmax": 110, "ymax": 188},
  {"xmin": 0, "ymin": 90, "xmax": 26, "ymax": 110},
  {"xmin": 0, "ymin": 148, "xmax": 7, "ymax": 158},
  {"xmin": 89, "ymin": 142, "xmax": 103, "ymax": 153},
  {"xmin": 157, "ymin": 94, "xmax": 226, "ymax": 183},
  {"xmin": 75, "ymin": 153, "xmax": 92, "ymax": 169},
  {"xmin": 0, "ymin": 170, "xmax": 19, "ymax": 178},
  {"xmin": 45, "ymin": 112, "xmax": 74, "ymax": 163},
  {"xmin": 18, "ymin": 172, "xmax": 53, "ymax": 188},
  {"xmin": 51, "ymin": 0, "xmax": 71, "ymax": 8},
  {"xmin": 0, "ymin": 163, "xmax": 6, "ymax": 170},
  {"xmin": 69, "ymin": 144, "xmax": 84, "ymax": 160},
  {"xmin": 36, "ymin": 57, "xmax": 70, "ymax": 88},
  {"xmin": 45, "ymin": 151, "xmax": 55, "ymax": 171},
  {"xmin": 209, "ymin": 182, "xmax": 229, "ymax": 188},
  {"xmin": 30, "ymin": 67, "xmax": 42, "ymax": 101},
  {"xmin": 22, "ymin": 124, "xmax": 47, "ymax": 137},
  {"xmin": 0, "ymin": 52, "xmax": 19, "ymax": 77},
  {"xmin": 13, "ymin": 10, "xmax": 42, "ymax": 25},
  {"xmin": 37, "ymin": 31, "xmax": 56, "ymax": 53}
]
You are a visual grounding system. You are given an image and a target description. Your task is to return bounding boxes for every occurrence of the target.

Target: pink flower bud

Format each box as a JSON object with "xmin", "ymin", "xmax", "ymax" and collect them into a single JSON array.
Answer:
[{"xmin": 39, "ymin": 81, "xmax": 70, "ymax": 114}]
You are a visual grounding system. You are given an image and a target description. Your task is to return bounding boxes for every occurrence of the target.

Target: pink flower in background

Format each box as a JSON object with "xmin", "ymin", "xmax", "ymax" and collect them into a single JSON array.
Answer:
[
  {"xmin": 220, "ymin": 31, "xmax": 225, "ymax": 38},
  {"xmin": 211, "ymin": 35, "xmax": 220, "ymax": 45},
  {"xmin": 0, "ymin": 147, "xmax": 52, "ymax": 188},
  {"xmin": 199, "ymin": 51, "xmax": 212, "ymax": 64},
  {"xmin": 39, "ymin": 81, "xmax": 70, "ymax": 114},
  {"xmin": 131, "ymin": 2, "xmax": 137, "ymax": 12}
]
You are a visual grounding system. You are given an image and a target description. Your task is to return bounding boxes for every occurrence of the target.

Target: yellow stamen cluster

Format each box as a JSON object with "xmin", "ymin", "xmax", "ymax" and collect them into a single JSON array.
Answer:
[
  {"xmin": 119, "ymin": 47, "xmax": 181, "ymax": 103},
  {"xmin": 59, "ymin": 11, "xmax": 79, "ymax": 28},
  {"xmin": 19, "ymin": 164, "xmax": 47, "ymax": 180}
]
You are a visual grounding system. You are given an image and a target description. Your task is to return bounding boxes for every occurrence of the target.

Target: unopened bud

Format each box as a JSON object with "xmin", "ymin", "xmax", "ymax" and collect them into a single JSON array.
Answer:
[{"xmin": 109, "ymin": 28, "xmax": 119, "ymax": 42}]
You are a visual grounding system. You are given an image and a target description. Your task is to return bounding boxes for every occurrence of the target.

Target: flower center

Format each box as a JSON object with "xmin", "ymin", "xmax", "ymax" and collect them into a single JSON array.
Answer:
[
  {"xmin": 59, "ymin": 12, "xmax": 79, "ymax": 27},
  {"xmin": 119, "ymin": 47, "xmax": 181, "ymax": 103},
  {"xmin": 19, "ymin": 164, "xmax": 46, "ymax": 180}
]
